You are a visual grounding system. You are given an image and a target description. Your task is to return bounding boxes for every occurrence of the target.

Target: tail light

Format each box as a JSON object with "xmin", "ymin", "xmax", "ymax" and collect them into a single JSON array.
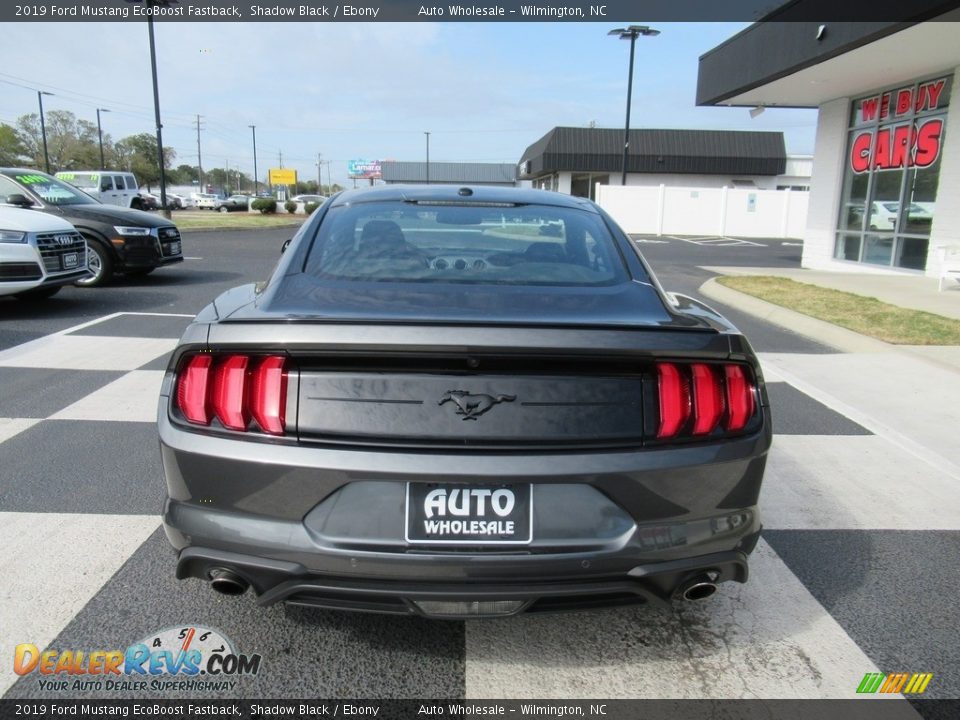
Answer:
[
  {"xmin": 174, "ymin": 353, "xmax": 289, "ymax": 436},
  {"xmin": 655, "ymin": 361, "xmax": 758, "ymax": 440}
]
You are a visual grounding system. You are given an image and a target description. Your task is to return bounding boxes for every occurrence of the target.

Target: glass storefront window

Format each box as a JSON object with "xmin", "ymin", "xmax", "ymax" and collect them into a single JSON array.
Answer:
[{"xmin": 836, "ymin": 75, "xmax": 950, "ymax": 270}]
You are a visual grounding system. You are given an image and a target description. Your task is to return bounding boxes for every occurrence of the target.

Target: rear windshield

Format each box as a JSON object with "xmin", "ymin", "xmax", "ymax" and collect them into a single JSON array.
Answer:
[{"xmin": 303, "ymin": 201, "xmax": 628, "ymax": 286}]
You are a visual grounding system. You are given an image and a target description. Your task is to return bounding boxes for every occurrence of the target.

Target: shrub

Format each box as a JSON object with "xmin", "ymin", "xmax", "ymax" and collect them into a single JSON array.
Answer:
[
  {"xmin": 251, "ymin": 198, "xmax": 277, "ymax": 214},
  {"xmin": 304, "ymin": 202, "xmax": 320, "ymax": 215},
  {"xmin": 284, "ymin": 200, "xmax": 297, "ymax": 214}
]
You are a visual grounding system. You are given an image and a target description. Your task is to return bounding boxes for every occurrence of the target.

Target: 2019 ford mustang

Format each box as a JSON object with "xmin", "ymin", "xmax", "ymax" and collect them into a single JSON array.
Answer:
[{"xmin": 158, "ymin": 185, "xmax": 771, "ymax": 618}]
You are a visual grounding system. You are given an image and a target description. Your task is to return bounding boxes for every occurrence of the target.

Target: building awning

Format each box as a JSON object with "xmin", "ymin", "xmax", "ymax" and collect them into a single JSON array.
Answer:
[
  {"xmin": 697, "ymin": 2, "xmax": 960, "ymax": 108},
  {"xmin": 518, "ymin": 127, "xmax": 787, "ymax": 177},
  {"xmin": 381, "ymin": 161, "xmax": 516, "ymax": 185}
]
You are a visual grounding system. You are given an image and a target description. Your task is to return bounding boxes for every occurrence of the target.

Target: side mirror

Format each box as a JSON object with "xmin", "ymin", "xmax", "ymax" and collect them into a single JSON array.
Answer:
[
  {"xmin": 281, "ymin": 238, "xmax": 292, "ymax": 254},
  {"xmin": 5, "ymin": 193, "xmax": 34, "ymax": 207}
]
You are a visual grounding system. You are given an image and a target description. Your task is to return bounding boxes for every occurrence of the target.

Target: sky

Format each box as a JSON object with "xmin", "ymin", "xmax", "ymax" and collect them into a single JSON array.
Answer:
[{"xmin": 0, "ymin": 21, "xmax": 818, "ymax": 189}]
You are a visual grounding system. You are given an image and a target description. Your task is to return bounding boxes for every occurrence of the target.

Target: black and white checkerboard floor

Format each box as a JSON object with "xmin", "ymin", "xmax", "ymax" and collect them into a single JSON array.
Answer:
[{"xmin": 2, "ymin": 312, "xmax": 957, "ymax": 700}]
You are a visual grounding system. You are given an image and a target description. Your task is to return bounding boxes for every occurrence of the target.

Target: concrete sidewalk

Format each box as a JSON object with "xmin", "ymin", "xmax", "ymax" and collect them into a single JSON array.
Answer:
[{"xmin": 699, "ymin": 267, "xmax": 960, "ymax": 479}]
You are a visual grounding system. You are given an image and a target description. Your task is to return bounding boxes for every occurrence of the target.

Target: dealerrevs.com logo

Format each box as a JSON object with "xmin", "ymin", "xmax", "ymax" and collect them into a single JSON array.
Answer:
[{"xmin": 14, "ymin": 626, "xmax": 261, "ymax": 693}]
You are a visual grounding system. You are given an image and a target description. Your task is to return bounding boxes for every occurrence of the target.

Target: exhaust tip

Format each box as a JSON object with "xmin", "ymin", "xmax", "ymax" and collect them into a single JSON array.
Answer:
[
  {"xmin": 679, "ymin": 576, "xmax": 718, "ymax": 602},
  {"xmin": 209, "ymin": 568, "xmax": 249, "ymax": 596}
]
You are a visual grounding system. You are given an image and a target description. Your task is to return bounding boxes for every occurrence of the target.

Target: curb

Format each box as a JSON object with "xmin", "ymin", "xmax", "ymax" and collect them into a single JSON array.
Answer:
[
  {"xmin": 177, "ymin": 222, "xmax": 303, "ymax": 234},
  {"xmin": 699, "ymin": 276, "xmax": 892, "ymax": 353}
]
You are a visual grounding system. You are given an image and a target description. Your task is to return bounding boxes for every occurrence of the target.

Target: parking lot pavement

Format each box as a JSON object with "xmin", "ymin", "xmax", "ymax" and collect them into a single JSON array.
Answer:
[{"xmin": 2, "ymin": 235, "xmax": 957, "ymax": 700}]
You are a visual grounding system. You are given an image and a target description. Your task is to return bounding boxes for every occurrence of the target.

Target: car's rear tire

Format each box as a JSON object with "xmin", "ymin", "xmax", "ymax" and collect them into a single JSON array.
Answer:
[
  {"xmin": 219, "ymin": 205, "xmax": 229, "ymax": 213},
  {"xmin": 14, "ymin": 286, "xmax": 61, "ymax": 300},
  {"xmin": 75, "ymin": 240, "xmax": 113, "ymax": 288},
  {"xmin": 131, "ymin": 198, "xmax": 143, "ymax": 210}
]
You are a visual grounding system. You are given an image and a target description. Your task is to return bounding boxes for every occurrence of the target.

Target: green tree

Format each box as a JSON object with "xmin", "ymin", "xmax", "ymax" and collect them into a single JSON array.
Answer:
[
  {"xmin": 14, "ymin": 110, "xmax": 103, "ymax": 172},
  {"xmin": 168, "ymin": 164, "xmax": 199, "ymax": 185},
  {"xmin": 113, "ymin": 133, "xmax": 175, "ymax": 191},
  {"xmin": 0, "ymin": 123, "xmax": 29, "ymax": 166}
]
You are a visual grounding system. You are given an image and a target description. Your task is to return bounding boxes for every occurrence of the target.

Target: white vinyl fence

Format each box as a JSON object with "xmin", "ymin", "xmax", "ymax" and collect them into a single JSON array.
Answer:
[{"xmin": 596, "ymin": 184, "xmax": 809, "ymax": 239}]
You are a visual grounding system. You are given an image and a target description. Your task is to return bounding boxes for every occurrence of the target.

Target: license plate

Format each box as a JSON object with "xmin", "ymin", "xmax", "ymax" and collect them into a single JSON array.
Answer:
[
  {"xmin": 405, "ymin": 483, "xmax": 532, "ymax": 545},
  {"xmin": 62, "ymin": 252, "xmax": 78, "ymax": 269}
]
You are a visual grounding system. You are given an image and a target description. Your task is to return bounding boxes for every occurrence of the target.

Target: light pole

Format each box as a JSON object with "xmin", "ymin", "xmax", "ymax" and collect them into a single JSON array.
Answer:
[
  {"xmin": 96, "ymin": 108, "xmax": 110, "ymax": 170},
  {"xmin": 326, "ymin": 160, "xmax": 332, "ymax": 196},
  {"xmin": 608, "ymin": 25, "xmax": 659, "ymax": 186},
  {"xmin": 37, "ymin": 91, "xmax": 53, "ymax": 173},
  {"xmin": 424, "ymin": 131, "xmax": 430, "ymax": 184},
  {"xmin": 317, "ymin": 152, "xmax": 323, "ymax": 194},
  {"xmin": 249, "ymin": 125, "xmax": 258, "ymax": 195}
]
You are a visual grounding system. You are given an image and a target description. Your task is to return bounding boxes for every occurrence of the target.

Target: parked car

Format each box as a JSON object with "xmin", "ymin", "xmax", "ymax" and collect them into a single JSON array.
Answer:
[
  {"xmin": 55, "ymin": 170, "xmax": 144, "ymax": 210},
  {"xmin": 291, "ymin": 194, "xmax": 327, "ymax": 204},
  {"xmin": 193, "ymin": 193, "xmax": 220, "ymax": 210},
  {"xmin": 166, "ymin": 193, "xmax": 185, "ymax": 210},
  {"xmin": 138, "ymin": 192, "xmax": 160, "ymax": 211},
  {"xmin": 217, "ymin": 195, "xmax": 251, "ymax": 213},
  {"xmin": 0, "ymin": 206, "xmax": 90, "ymax": 300},
  {"xmin": 159, "ymin": 185, "xmax": 771, "ymax": 618},
  {"xmin": 867, "ymin": 201, "xmax": 933, "ymax": 231},
  {"xmin": 0, "ymin": 169, "xmax": 183, "ymax": 287}
]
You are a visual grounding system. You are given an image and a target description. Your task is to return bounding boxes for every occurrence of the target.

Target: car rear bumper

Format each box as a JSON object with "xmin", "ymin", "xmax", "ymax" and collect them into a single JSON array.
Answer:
[
  {"xmin": 174, "ymin": 543, "xmax": 755, "ymax": 617},
  {"xmin": 159, "ymin": 408, "xmax": 770, "ymax": 616}
]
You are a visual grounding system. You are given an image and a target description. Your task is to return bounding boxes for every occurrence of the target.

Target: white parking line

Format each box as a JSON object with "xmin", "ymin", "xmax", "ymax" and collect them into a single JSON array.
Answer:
[
  {"xmin": 50, "ymin": 371, "xmax": 165, "ymax": 423},
  {"xmin": 466, "ymin": 540, "xmax": 884, "ymax": 699},
  {"xmin": 0, "ymin": 512, "xmax": 160, "ymax": 696}
]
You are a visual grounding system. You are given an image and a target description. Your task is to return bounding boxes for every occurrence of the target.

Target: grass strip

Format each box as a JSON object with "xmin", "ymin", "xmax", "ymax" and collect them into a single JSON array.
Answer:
[
  {"xmin": 716, "ymin": 275, "xmax": 960, "ymax": 345},
  {"xmin": 171, "ymin": 211, "xmax": 304, "ymax": 230}
]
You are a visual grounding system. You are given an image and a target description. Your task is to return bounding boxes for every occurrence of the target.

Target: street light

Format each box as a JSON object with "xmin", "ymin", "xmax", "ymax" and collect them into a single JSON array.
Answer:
[
  {"xmin": 249, "ymin": 125, "xmax": 258, "ymax": 196},
  {"xmin": 96, "ymin": 108, "xmax": 110, "ymax": 170},
  {"xmin": 37, "ymin": 91, "xmax": 53, "ymax": 173},
  {"xmin": 424, "ymin": 131, "xmax": 431, "ymax": 184},
  {"xmin": 608, "ymin": 25, "xmax": 660, "ymax": 186},
  {"xmin": 126, "ymin": 0, "xmax": 175, "ymax": 216}
]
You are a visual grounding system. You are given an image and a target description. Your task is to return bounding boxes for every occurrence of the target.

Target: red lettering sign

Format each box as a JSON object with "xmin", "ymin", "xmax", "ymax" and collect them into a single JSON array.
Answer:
[
  {"xmin": 850, "ymin": 118, "xmax": 944, "ymax": 173},
  {"xmin": 857, "ymin": 77, "xmax": 950, "ymax": 124}
]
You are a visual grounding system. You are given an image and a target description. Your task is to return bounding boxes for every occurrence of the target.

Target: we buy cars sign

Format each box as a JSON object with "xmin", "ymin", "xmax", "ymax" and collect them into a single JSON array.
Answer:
[{"xmin": 850, "ymin": 77, "xmax": 948, "ymax": 174}]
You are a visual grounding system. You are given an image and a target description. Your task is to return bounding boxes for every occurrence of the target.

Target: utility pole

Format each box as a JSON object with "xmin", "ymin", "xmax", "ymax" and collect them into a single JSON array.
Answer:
[
  {"xmin": 424, "ymin": 131, "xmax": 431, "ymax": 184},
  {"xmin": 249, "ymin": 125, "xmax": 258, "ymax": 196},
  {"xmin": 317, "ymin": 153, "xmax": 322, "ymax": 194},
  {"xmin": 146, "ymin": 6, "xmax": 170, "ymax": 217},
  {"xmin": 195, "ymin": 114, "xmax": 204, "ymax": 192},
  {"xmin": 326, "ymin": 160, "xmax": 332, "ymax": 196},
  {"xmin": 96, "ymin": 108, "xmax": 110, "ymax": 170},
  {"xmin": 37, "ymin": 91, "xmax": 53, "ymax": 174},
  {"xmin": 278, "ymin": 150, "xmax": 283, "ymax": 168}
]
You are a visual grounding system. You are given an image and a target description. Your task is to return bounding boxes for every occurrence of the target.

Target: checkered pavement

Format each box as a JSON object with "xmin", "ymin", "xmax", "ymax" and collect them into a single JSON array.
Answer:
[{"xmin": 1, "ymin": 312, "xmax": 957, "ymax": 700}]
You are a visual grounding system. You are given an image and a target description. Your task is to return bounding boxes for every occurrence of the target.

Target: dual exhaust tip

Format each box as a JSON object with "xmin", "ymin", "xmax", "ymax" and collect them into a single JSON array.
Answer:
[
  {"xmin": 209, "ymin": 568, "xmax": 249, "ymax": 596},
  {"xmin": 678, "ymin": 575, "xmax": 718, "ymax": 602}
]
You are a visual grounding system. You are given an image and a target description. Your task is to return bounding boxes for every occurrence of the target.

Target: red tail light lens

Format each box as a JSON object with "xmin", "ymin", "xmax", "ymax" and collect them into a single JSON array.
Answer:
[
  {"xmin": 691, "ymin": 363, "xmax": 724, "ymax": 435},
  {"xmin": 176, "ymin": 354, "xmax": 213, "ymax": 425},
  {"xmin": 655, "ymin": 361, "xmax": 757, "ymax": 440},
  {"xmin": 657, "ymin": 363, "xmax": 691, "ymax": 438},
  {"xmin": 212, "ymin": 355, "xmax": 250, "ymax": 431},
  {"xmin": 175, "ymin": 353, "xmax": 288, "ymax": 435},
  {"xmin": 724, "ymin": 364, "xmax": 756, "ymax": 432},
  {"xmin": 250, "ymin": 356, "xmax": 288, "ymax": 435}
]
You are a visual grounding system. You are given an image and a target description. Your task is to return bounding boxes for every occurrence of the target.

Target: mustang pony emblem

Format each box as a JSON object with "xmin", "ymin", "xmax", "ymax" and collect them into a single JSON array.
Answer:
[{"xmin": 438, "ymin": 390, "xmax": 516, "ymax": 420}]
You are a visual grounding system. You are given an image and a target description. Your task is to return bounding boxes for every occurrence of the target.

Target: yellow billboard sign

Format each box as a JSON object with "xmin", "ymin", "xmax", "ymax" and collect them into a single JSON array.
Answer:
[{"xmin": 269, "ymin": 168, "xmax": 297, "ymax": 185}]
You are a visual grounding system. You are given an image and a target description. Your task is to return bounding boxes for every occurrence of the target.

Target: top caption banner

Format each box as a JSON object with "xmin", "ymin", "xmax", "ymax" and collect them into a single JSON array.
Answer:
[{"xmin": 4, "ymin": 0, "xmax": 960, "ymax": 22}]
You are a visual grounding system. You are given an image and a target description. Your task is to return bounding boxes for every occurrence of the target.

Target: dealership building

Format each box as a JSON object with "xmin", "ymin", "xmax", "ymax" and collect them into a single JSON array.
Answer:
[
  {"xmin": 517, "ymin": 126, "xmax": 812, "ymax": 199},
  {"xmin": 698, "ymin": 6, "xmax": 960, "ymax": 275}
]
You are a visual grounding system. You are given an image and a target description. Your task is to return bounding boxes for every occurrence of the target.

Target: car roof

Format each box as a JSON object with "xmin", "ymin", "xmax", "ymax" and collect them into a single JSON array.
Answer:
[{"xmin": 329, "ymin": 184, "xmax": 599, "ymax": 212}]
